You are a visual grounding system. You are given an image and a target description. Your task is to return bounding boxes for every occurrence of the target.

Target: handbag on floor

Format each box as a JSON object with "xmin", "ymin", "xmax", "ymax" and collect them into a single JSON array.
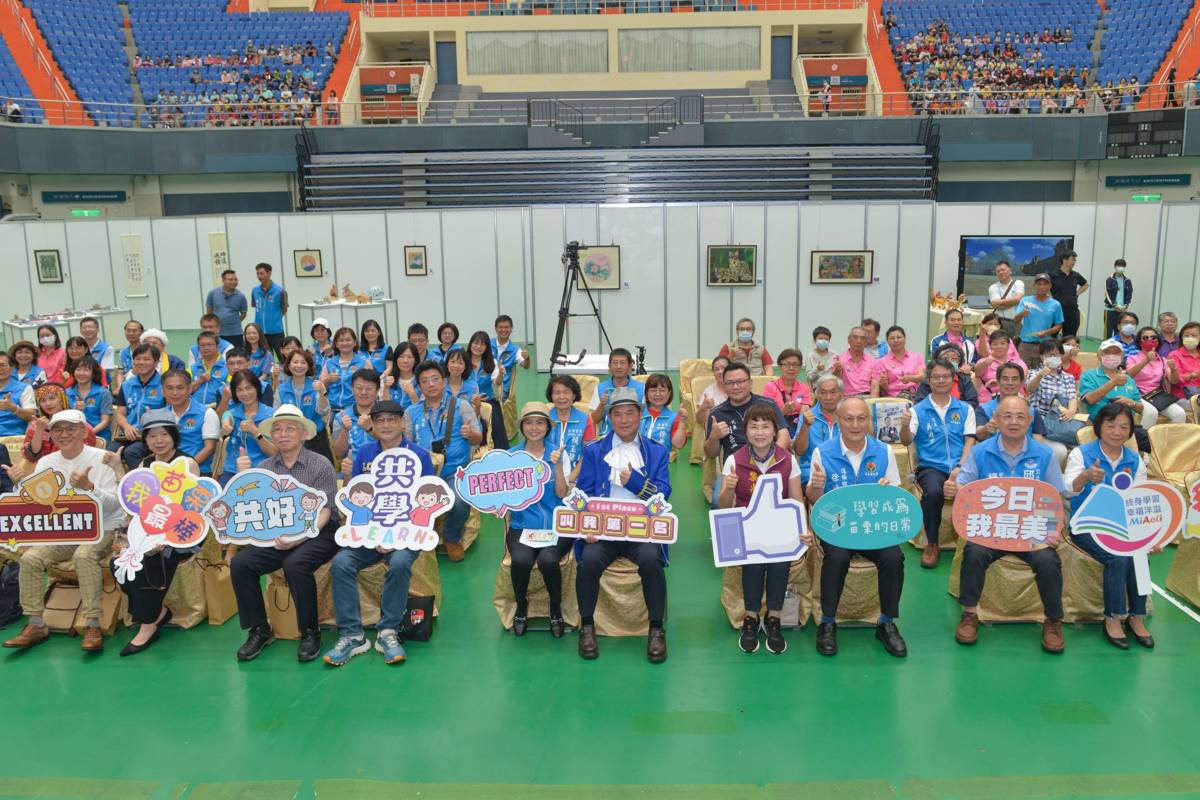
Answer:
[{"xmin": 401, "ymin": 595, "xmax": 435, "ymax": 642}]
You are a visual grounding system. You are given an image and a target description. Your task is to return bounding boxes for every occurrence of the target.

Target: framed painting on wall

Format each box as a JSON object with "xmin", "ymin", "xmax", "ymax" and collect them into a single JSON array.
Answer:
[
  {"xmin": 293, "ymin": 249, "xmax": 323, "ymax": 278},
  {"xmin": 810, "ymin": 250, "xmax": 874, "ymax": 284},
  {"xmin": 706, "ymin": 245, "xmax": 758, "ymax": 287},
  {"xmin": 34, "ymin": 249, "xmax": 62, "ymax": 283},
  {"xmin": 404, "ymin": 245, "xmax": 427, "ymax": 276},
  {"xmin": 575, "ymin": 246, "xmax": 620, "ymax": 291}
]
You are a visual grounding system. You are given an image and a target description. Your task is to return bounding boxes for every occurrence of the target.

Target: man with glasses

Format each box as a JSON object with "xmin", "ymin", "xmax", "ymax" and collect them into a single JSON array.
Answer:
[
  {"xmin": 4, "ymin": 410, "xmax": 124, "ymax": 653},
  {"xmin": 703, "ymin": 363, "xmax": 789, "ymax": 507},
  {"xmin": 947, "ymin": 395, "xmax": 1068, "ymax": 653}
]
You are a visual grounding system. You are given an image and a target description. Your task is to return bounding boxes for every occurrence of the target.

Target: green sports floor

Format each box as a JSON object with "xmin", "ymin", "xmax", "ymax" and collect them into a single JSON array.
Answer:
[{"xmin": 3, "ymin": 340, "xmax": 1200, "ymax": 800}]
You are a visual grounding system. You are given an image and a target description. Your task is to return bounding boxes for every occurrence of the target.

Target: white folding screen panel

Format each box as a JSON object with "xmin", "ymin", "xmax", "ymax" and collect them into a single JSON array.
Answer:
[
  {"xmin": 529, "ymin": 205, "xmax": 567, "ymax": 360},
  {"xmin": 562, "ymin": 205, "xmax": 601, "ymax": 357},
  {"xmin": 1155, "ymin": 204, "xmax": 1198, "ymax": 326},
  {"xmin": 664, "ymin": 204, "xmax": 701, "ymax": 367},
  {"xmin": 597, "ymin": 205, "xmax": 667, "ymax": 367},
  {"xmin": 105, "ymin": 220, "xmax": 157, "ymax": 331},
  {"xmin": 1043, "ymin": 204, "xmax": 1099, "ymax": 338},
  {"xmin": 1124, "ymin": 203, "xmax": 1164, "ymax": 320},
  {"xmin": 761, "ymin": 204, "xmax": 800, "ymax": 354},
  {"xmin": 697, "ymin": 204, "xmax": 733, "ymax": 357},
  {"xmin": 0, "ymin": 225, "xmax": 34, "ymax": 320},
  {"xmin": 798, "ymin": 204, "xmax": 869, "ymax": 350},
  {"xmin": 439, "ymin": 209, "xmax": 501, "ymax": 344},
  {"xmin": 931, "ymin": 203, "xmax": 987, "ymax": 293},
  {"xmin": 222, "ymin": 213, "xmax": 283, "ymax": 330},
  {"xmin": 863, "ymin": 204, "xmax": 900, "ymax": 342},
  {"xmin": 495, "ymin": 208, "xmax": 530, "ymax": 341},
  {"xmin": 148, "ymin": 219, "xmax": 204, "ymax": 331},
  {"xmin": 1086, "ymin": 205, "xmax": 1128, "ymax": 340},
  {"xmin": 386, "ymin": 210, "xmax": 447, "ymax": 338},
  {"xmin": 896, "ymin": 203, "xmax": 935, "ymax": 343},
  {"xmin": 728, "ymin": 203, "xmax": 766, "ymax": 351},
  {"xmin": 65, "ymin": 222, "xmax": 116, "ymax": 313}
]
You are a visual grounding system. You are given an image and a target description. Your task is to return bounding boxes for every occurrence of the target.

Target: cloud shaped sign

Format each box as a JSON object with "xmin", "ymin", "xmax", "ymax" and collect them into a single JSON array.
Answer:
[
  {"xmin": 709, "ymin": 474, "xmax": 807, "ymax": 568},
  {"xmin": 455, "ymin": 449, "xmax": 551, "ymax": 516}
]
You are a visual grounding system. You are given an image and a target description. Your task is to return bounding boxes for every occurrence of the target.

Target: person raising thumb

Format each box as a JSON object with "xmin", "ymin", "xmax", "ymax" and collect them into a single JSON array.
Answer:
[
  {"xmin": 943, "ymin": 466, "xmax": 961, "ymax": 499},
  {"xmin": 236, "ymin": 446, "xmax": 252, "ymax": 473}
]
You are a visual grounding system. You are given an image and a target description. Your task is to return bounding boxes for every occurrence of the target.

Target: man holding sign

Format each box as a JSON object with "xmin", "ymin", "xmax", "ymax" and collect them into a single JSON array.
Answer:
[
  {"xmin": 951, "ymin": 396, "xmax": 1068, "ymax": 653},
  {"xmin": 575, "ymin": 386, "xmax": 672, "ymax": 663},
  {"xmin": 805, "ymin": 397, "xmax": 908, "ymax": 658}
]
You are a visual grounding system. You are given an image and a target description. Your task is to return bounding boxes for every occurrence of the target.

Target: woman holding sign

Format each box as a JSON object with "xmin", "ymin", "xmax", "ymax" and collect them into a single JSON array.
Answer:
[
  {"xmin": 718, "ymin": 404, "xmax": 810, "ymax": 655},
  {"xmin": 218, "ymin": 371, "xmax": 277, "ymax": 486},
  {"xmin": 505, "ymin": 402, "xmax": 569, "ymax": 637},
  {"xmin": 1064, "ymin": 403, "xmax": 1154, "ymax": 649}
]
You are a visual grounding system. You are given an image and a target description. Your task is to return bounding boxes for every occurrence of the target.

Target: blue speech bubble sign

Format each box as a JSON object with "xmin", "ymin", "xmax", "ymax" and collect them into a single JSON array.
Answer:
[
  {"xmin": 810, "ymin": 484, "xmax": 921, "ymax": 550},
  {"xmin": 455, "ymin": 449, "xmax": 550, "ymax": 516},
  {"xmin": 206, "ymin": 469, "xmax": 328, "ymax": 547}
]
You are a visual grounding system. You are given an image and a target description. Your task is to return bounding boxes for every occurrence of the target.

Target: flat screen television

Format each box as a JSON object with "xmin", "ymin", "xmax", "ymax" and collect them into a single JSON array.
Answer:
[{"xmin": 957, "ymin": 235, "xmax": 1075, "ymax": 307}]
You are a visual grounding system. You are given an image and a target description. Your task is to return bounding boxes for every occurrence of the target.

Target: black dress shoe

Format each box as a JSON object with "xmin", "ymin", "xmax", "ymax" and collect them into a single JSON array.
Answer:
[
  {"xmin": 549, "ymin": 616, "xmax": 565, "ymax": 639},
  {"xmin": 297, "ymin": 628, "xmax": 322, "ymax": 662},
  {"xmin": 815, "ymin": 622, "xmax": 837, "ymax": 656},
  {"xmin": 647, "ymin": 627, "xmax": 667, "ymax": 663},
  {"xmin": 119, "ymin": 609, "xmax": 173, "ymax": 658},
  {"xmin": 1129, "ymin": 628, "xmax": 1155, "ymax": 649},
  {"xmin": 876, "ymin": 622, "xmax": 908, "ymax": 658},
  {"xmin": 578, "ymin": 623, "xmax": 598, "ymax": 659},
  {"xmin": 1104, "ymin": 626, "xmax": 1130, "ymax": 650},
  {"xmin": 512, "ymin": 616, "xmax": 528, "ymax": 636},
  {"xmin": 236, "ymin": 626, "xmax": 276, "ymax": 662}
]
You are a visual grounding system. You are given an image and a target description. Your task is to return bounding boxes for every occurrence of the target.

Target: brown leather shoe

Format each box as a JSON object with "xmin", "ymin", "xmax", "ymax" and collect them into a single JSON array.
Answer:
[
  {"xmin": 647, "ymin": 627, "xmax": 667, "ymax": 663},
  {"xmin": 955, "ymin": 610, "xmax": 979, "ymax": 645},
  {"xmin": 81, "ymin": 625, "xmax": 104, "ymax": 652},
  {"xmin": 578, "ymin": 624, "xmax": 598, "ymax": 660},
  {"xmin": 444, "ymin": 541, "xmax": 465, "ymax": 562},
  {"xmin": 2, "ymin": 623, "xmax": 49, "ymax": 649},
  {"xmin": 921, "ymin": 543, "xmax": 940, "ymax": 569},
  {"xmin": 1042, "ymin": 619, "xmax": 1065, "ymax": 654}
]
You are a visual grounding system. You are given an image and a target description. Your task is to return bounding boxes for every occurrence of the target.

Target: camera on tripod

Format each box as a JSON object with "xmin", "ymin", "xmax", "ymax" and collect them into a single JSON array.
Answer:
[{"xmin": 562, "ymin": 241, "xmax": 581, "ymax": 267}]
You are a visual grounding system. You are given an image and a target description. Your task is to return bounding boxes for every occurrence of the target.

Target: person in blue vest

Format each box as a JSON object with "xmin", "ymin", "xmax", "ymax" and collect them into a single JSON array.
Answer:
[
  {"xmin": 218, "ymin": 370, "xmax": 277, "ymax": 485},
  {"xmin": 66, "ymin": 356, "xmax": 113, "ymax": 440},
  {"xmin": 1064, "ymin": 403, "xmax": 1157, "ymax": 650},
  {"xmin": 114, "ymin": 319, "xmax": 144, "ymax": 390},
  {"xmin": 589, "ymin": 348, "xmax": 645, "ymax": 438},
  {"xmin": 162, "ymin": 369, "xmax": 220, "ymax": 476},
  {"xmin": 79, "ymin": 316, "xmax": 116, "ymax": 384},
  {"xmin": 110, "ymin": 343, "xmax": 168, "ymax": 469},
  {"xmin": 358, "ymin": 319, "xmax": 392, "ymax": 375},
  {"xmin": 899, "ymin": 358, "xmax": 977, "ymax": 569},
  {"xmin": 466, "ymin": 330, "xmax": 509, "ymax": 450},
  {"xmin": 308, "ymin": 318, "xmax": 335, "ymax": 375},
  {"xmin": 505, "ymin": 402, "xmax": 570, "ymax": 638},
  {"xmin": 491, "ymin": 314, "xmax": 530, "ymax": 403},
  {"xmin": 793, "ymin": 372, "xmax": 842, "ymax": 489},
  {"xmin": 544, "ymin": 374, "xmax": 594, "ymax": 484},
  {"xmin": 0, "ymin": 351, "xmax": 35, "ymax": 437},
  {"xmin": 138, "ymin": 330, "xmax": 187, "ymax": 376},
  {"xmin": 640, "ymin": 374, "xmax": 688, "ymax": 453},
  {"xmin": 403, "ymin": 361, "xmax": 482, "ymax": 562},
  {"xmin": 276, "ymin": 348, "xmax": 333, "ymax": 463},
  {"xmin": 406, "ymin": 322, "xmax": 430, "ymax": 363},
  {"xmin": 718, "ymin": 404, "xmax": 811, "ymax": 655},
  {"xmin": 575, "ymin": 386, "xmax": 672, "ymax": 663},
  {"xmin": 332, "ymin": 369, "xmax": 383, "ymax": 481},
  {"xmin": 805, "ymin": 396, "xmax": 907, "ymax": 658},
  {"xmin": 949, "ymin": 395, "xmax": 1068, "ymax": 654},
  {"xmin": 252, "ymin": 262, "xmax": 288, "ymax": 356},
  {"xmin": 242, "ymin": 323, "xmax": 275, "ymax": 383},
  {"xmin": 323, "ymin": 400, "xmax": 435, "ymax": 668},
  {"xmin": 428, "ymin": 322, "xmax": 462, "ymax": 365},
  {"xmin": 929, "ymin": 307, "xmax": 977, "ymax": 364},
  {"xmin": 320, "ymin": 327, "xmax": 370, "ymax": 414},
  {"xmin": 186, "ymin": 315, "xmax": 235, "ymax": 370},
  {"xmin": 189, "ymin": 332, "xmax": 229, "ymax": 408},
  {"xmin": 10, "ymin": 341, "xmax": 46, "ymax": 387}
]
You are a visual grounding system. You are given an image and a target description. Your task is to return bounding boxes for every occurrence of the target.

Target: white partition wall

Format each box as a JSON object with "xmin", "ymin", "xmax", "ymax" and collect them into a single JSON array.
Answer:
[{"xmin": 3, "ymin": 201, "xmax": 1196, "ymax": 370}]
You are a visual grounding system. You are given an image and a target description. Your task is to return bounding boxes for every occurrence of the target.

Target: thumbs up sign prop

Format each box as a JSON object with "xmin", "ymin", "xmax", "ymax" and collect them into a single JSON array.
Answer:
[{"xmin": 710, "ymin": 474, "xmax": 808, "ymax": 567}]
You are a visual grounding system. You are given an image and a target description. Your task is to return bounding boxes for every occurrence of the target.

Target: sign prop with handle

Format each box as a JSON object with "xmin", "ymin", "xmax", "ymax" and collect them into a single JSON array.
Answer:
[
  {"xmin": 710, "ymin": 474, "xmax": 807, "ymax": 567},
  {"xmin": 335, "ymin": 447, "xmax": 453, "ymax": 551},
  {"xmin": 206, "ymin": 470, "xmax": 328, "ymax": 547},
  {"xmin": 809, "ymin": 484, "xmax": 921, "ymax": 549},
  {"xmin": 1070, "ymin": 473, "xmax": 1183, "ymax": 595},
  {"xmin": 0, "ymin": 468, "xmax": 103, "ymax": 551},
  {"xmin": 553, "ymin": 488, "xmax": 677, "ymax": 544},
  {"xmin": 455, "ymin": 448, "xmax": 551, "ymax": 517},
  {"xmin": 951, "ymin": 477, "xmax": 1065, "ymax": 552}
]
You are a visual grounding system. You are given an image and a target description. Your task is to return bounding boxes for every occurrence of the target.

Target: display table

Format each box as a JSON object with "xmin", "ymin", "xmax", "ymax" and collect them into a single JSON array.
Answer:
[
  {"xmin": 3, "ymin": 307, "xmax": 133, "ymax": 347},
  {"xmin": 550, "ymin": 352, "xmax": 638, "ymax": 375},
  {"xmin": 928, "ymin": 305, "xmax": 985, "ymax": 338},
  {"xmin": 298, "ymin": 299, "xmax": 400, "ymax": 344}
]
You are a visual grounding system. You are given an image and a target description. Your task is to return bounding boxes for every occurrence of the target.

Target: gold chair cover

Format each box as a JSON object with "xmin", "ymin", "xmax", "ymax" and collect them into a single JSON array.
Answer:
[
  {"xmin": 572, "ymin": 374, "xmax": 600, "ymax": 404},
  {"xmin": 593, "ymin": 556, "xmax": 660, "ymax": 637},
  {"xmin": 688, "ymin": 374, "xmax": 717, "ymax": 465},
  {"xmin": 909, "ymin": 484, "xmax": 957, "ymax": 550},
  {"xmin": 1166, "ymin": 537, "xmax": 1200, "ymax": 610},
  {"xmin": 501, "ymin": 394, "xmax": 517, "ymax": 443},
  {"xmin": 678, "ymin": 358, "xmax": 713, "ymax": 408},
  {"xmin": 719, "ymin": 555, "xmax": 815, "ymax": 628},
  {"xmin": 1145, "ymin": 424, "xmax": 1200, "ymax": 497},
  {"xmin": 491, "ymin": 547, "xmax": 580, "ymax": 630}
]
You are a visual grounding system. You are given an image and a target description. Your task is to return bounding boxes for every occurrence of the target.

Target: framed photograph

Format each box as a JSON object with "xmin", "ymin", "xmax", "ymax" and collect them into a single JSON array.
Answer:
[
  {"xmin": 706, "ymin": 245, "xmax": 758, "ymax": 287},
  {"xmin": 34, "ymin": 249, "xmax": 62, "ymax": 283},
  {"xmin": 810, "ymin": 250, "xmax": 874, "ymax": 284},
  {"xmin": 404, "ymin": 245, "xmax": 427, "ymax": 277},
  {"xmin": 957, "ymin": 235, "xmax": 1074, "ymax": 306},
  {"xmin": 293, "ymin": 249, "xmax": 323, "ymax": 278},
  {"xmin": 575, "ymin": 246, "xmax": 620, "ymax": 291}
]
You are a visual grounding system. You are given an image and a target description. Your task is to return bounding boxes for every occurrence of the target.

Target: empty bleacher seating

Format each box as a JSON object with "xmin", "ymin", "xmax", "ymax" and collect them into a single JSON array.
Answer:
[
  {"xmin": 1098, "ymin": 0, "xmax": 1194, "ymax": 89},
  {"xmin": 0, "ymin": 42, "xmax": 43, "ymax": 123}
]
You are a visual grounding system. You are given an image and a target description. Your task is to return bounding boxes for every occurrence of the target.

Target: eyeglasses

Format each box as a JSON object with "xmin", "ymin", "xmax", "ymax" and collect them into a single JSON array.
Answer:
[
  {"xmin": 779, "ymin": 362, "xmax": 801, "ymax": 369},
  {"xmin": 725, "ymin": 378, "xmax": 750, "ymax": 387}
]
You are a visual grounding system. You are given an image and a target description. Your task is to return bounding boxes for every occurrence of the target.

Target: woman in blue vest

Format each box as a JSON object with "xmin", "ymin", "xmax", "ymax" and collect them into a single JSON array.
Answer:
[
  {"xmin": 161, "ymin": 369, "xmax": 220, "ymax": 476},
  {"xmin": 443, "ymin": 349, "xmax": 480, "ymax": 404},
  {"xmin": 359, "ymin": 319, "xmax": 392, "ymax": 375},
  {"xmin": 544, "ymin": 375, "xmax": 593, "ymax": 483},
  {"xmin": 308, "ymin": 318, "xmax": 335, "ymax": 374},
  {"xmin": 242, "ymin": 323, "xmax": 274, "ymax": 383},
  {"xmin": 66, "ymin": 356, "xmax": 113, "ymax": 440},
  {"xmin": 1065, "ymin": 403, "xmax": 1155, "ymax": 650},
  {"xmin": 275, "ymin": 349, "xmax": 333, "ymax": 463},
  {"xmin": 64, "ymin": 336, "xmax": 106, "ymax": 388},
  {"xmin": 466, "ymin": 330, "xmax": 508, "ymax": 449},
  {"xmin": 718, "ymin": 404, "xmax": 810, "ymax": 655},
  {"xmin": 386, "ymin": 342, "xmax": 421, "ymax": 409},
  {"xmin": 111, "ymin": 343, "xmax": 167, "ymax": 469},
  {"xmin": 505, "ymin": 402, "xmax": 570, "ymax": 638},
  {"xmin": 320, "ymin": 327, "xmax": 369, "ymax": 415},
  {"xmin": 640, "ymin": 374, "xmax": 688, "ymax": 453},
  {"xmin": 429, "ymin": 322, "xmax": 462, "ymax": 365},
  {"xmin": 9, "ymin": 341, "xmax": 45, "ymax": 387},
  {"xmin": 218, "ymin": 370, "xmax": 277, "ymax": 486}
]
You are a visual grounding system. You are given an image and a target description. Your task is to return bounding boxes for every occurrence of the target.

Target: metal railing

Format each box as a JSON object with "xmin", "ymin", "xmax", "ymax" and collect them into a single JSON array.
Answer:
[
  {"xmin": 1, "ymin": 82, "xmax": 1196, "ymax": 130},
  {"xmin": 3, "ymin": 0, "xmax": 73, "ymax": 112},
  {"xmin": 1150, "ymin": 4, "xmax": 1200, "ymax": 109},
  {"xmin": 361, "ymin": 0, "xmax": 864, "ymax": 15}
]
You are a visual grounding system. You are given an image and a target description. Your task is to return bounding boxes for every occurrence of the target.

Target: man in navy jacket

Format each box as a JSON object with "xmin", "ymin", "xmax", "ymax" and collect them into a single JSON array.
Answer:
[{"xmin": 575, "ymin": 386, "xmax": 672, "ymax": 663}]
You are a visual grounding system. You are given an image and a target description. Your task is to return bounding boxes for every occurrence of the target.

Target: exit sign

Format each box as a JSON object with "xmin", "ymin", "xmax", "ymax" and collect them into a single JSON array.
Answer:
[
  {"xmin": 1130, "ymin": 193, "xmax": 1162, "ymax": 202},
  {"xmin": 70, "ymin": 209, "xmax": 103, "ymax": 217}
]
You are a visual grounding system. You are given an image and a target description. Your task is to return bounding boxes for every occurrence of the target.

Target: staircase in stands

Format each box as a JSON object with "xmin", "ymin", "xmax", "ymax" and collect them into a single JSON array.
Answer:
[
  {"xmin": 315, "ymin": 0, "xmax": 361, "ymax": 116},
  {"xmin": 0, "ymin": 0, "xmax": 90, "ymax": 124},
  {"xmin": 865, "ymin": 0, "xmax": 910, "ymax": 115},
  {"xmin": 1141, "ymin": 0, "xmax": 1200, "ymax": 108}
]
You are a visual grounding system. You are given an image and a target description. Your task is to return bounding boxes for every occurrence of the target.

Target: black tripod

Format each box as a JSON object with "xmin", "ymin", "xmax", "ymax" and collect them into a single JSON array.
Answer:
[{"xmin": 550, "ymin": 241, "xmax": 613, "ymax": 368}]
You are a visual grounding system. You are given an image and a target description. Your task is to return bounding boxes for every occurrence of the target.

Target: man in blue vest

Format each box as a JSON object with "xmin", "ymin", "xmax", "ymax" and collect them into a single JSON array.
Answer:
[
  {"xmin": 900, "ymin": 358, "xmax": 977, "ymax": 568},
  {"xmin": 575, "ymin": 386, "xmax": 672, "ymax": 663},
  {"xmin": 805, "ymin": 396, "xmax": 907, "ymax": 658},
  {"xmin": 588, "ymin": 348, "xmax": 645, "ymax": 438},
  {"xmin": 252, "ymin": 262, "xmax": 288, "ymax": 356},
  {"xmin": 793, "ymin": 372, "xmax": 842, "ymax": 489},
  {"xmin": 949, "ymin": 395, "xmax": 1068, "ymax": 653}
]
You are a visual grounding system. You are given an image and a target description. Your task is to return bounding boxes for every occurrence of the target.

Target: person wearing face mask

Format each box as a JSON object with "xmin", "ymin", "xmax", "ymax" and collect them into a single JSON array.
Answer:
[
  {"xmin": 1025, "ymin": 340, "xmax": 1082, "ymax": 451},
  {"xmin": 719, "ymin": 318, "xmax": 774, "ymax": 377},
  {"xmin": 1114, "ymin": 312, "xmax": 1140, "ymax": 359},
  {"xmin": 1156, "ymin": 312, "xmax": 1180, "ymax": 358},
  {"xmin": 1060, "ymin": 335, "xmax": 1083, "ymax": 383},
  {"xmin": 806, "ymin": 326, "xmax": 837, "ymax": 386},
  {"xmin": 929, "ymin": 308, "xmax": 977, "ymax": 364},
  {"xmin": 973, "ymin": 330, "xmax": 1027, "ymax": 404},
  {"xmin": 1168, "ymin": 321, "xmax": 1200, "ymax": 400},
  {"xmin": 1080, "ymin": 340, "xmax": 1151, "ymax": 453},
  {"xmin": 1126, "ymin": 327, "xmax": 1186, "ymax": 424},
  {"xmin": 975, "ymin": 314, "xmax": 1020, "ymax": 367},
  {"xmin": 1103, "ymin": 260, "xmax": 1133, "ymax": 339}
]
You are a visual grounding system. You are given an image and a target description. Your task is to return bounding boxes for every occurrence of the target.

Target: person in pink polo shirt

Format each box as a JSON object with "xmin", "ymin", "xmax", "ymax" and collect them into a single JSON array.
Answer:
[
  {"xmin": 1169, "ymin": 320, "xmax": 1200, "ymax": 400},
  {"xmin": 832, "ymin": 326, "xmax": 876, "ymax": 397},
  {"xmin": 871, "ymin": 326, "xmax": 926, "ymax": 400},
  {"xmin": 973, "ymin": 329, "xmax": 1026, "ymax": 403}
]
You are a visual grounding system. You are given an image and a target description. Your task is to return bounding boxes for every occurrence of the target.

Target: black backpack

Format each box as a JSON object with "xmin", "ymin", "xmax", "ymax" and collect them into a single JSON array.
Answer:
[{"xmin": 0, "ymin": 562, "xmax": 20, "ymax": 629}]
